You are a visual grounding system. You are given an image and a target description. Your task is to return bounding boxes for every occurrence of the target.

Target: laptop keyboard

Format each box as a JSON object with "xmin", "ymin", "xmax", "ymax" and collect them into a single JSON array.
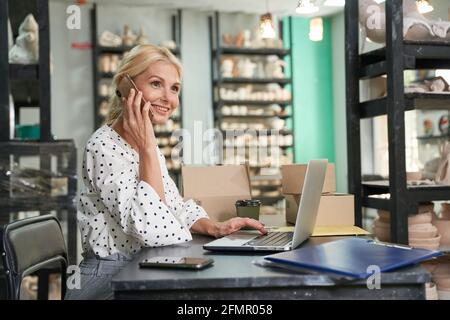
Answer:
[{"xmin": 244, "ymin": 232, "xmax": 293, "ymax": 247}]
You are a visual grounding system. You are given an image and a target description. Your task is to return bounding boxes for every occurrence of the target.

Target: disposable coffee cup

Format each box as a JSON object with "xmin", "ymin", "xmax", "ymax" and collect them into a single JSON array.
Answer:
[{"xmin": 235, "ymin": 200, "xmax": 261, "ymax": 221}]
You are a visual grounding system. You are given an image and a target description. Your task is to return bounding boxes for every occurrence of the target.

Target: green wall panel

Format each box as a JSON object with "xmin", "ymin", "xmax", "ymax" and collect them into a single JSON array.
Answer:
[{"xmin": 284, "ymin": 17, "xmax": 335, "ymax": 164}]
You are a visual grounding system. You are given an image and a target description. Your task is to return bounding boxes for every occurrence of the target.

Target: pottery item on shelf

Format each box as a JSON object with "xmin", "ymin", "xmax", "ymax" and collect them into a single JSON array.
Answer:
[
  {"xmin": 270, "ymin": 118, "xmax": 285, "ymax": 130},
  {"xmin": 432, "ymin": 20, "xmax": 450, "ymax": 41},
  {"xmin": 265, "ymin": 55, "xmax": 285, "ymax": 78},
  {"xmin": 98, "ymin": 55, "xmax": 111, "ymax": 73},
  {"xmin": 122, "ymin": 25, "xmax": 137, "ymax": 47},
  {"xmin": 432, "ymin": 218, "xmax": 450, "ymax": 246},
  {"xmin": 425, "ymin": 282, "xmax": 439, "ymax": 300},
  {"xmin": 423, "ymin": 157, "xmax": 441, "ymax": 180},
  {"xmin": 423, "ymin": 119, "xmax": 434, "ymax": 136},
  {"xmin": 222, "ymin": 106, "xmax": 231, "ymax": 115},
  {"xmin": 419, "ymin": 202, "xmax": 435, "ymax": 215},
  {"xmin": 235, "ymin": 31, "xmax": 245, "ymax": 48},
  {"xmin": 409, "ymin": 235, "xmax": 441, "ymax": 250},
  {"xmin": 435, "ymin": 142, "xmax": 450, "ymax": 185},
  {"xmin": 440, "ymin": 203, "xmax": 450, "ymax": 220},
  {"xmin": 237, "ymin": 58, "xmax": 256, "ymax": 78},
  {"xmin": 358, "ymin": 0, "xmax": 449, "ymax": 47},
  {"xmin": 222, "ymin": 33, "xmax": 233, "ymax": 47},
  {"xmin": 255, "ymin": 61, "xmax": 265, "ymax": 78},
  {"xmin": 439, "ymin": 115, "xmax": 449, "ymax": 135},
  {"xmin": 221, "ymin": 59, "xmax": 234, "ymax": 78},
  {"xmin": 239, "ymin": 106, "xmax": 247, "ymax": 115},
  {"xmin": 237, "ymin": 87, "xmax": 248, "ymax": 100},
  {"xmin": 408, "ymin": 223, "xmax": 438, "ymax": 239},
  {"xmin": 99, "ymin": 83, "xmax": 109, "ymax": 97},
  {"xmin": 243, "ymin": 29, "xmax": 252, "ymax": 47},
  {"xmin": 406, "ymin": 77, "xmax": 450, "ymax": 94},
  {"xmin": 378, "ymin": 210, "xmax": 433, "ymax": 225},
  {"xmin": 136, "ymin": 26, "xmax": 149, "ymax": 45},
  {"xmin": 251, "ymin": 26, "xmax": 265, "ymax": 48},
  {"xmin": 109, "ymin": 55, "xmax": 120, "ymax": 73},
  {"xmin": 98, "ymin": 101, "xmax": 109, "ymax": 117},
  {"xmin": 9, "ymin": 14, "xmax": 39, "ymax": 64},
  {"xmin": 427, "ymin": 77, "xmax": 450, "ymax": 93},
  {"xmin": 406, "ymin": 171, "xmax": 423, "ymax": 181},
  {"xmin": 160, "ymin": 40, "xmax": 176, "ymax": 50},
  {"xmin": 99, "ymin": 30, "xmax": 122, "ymax": 47}
]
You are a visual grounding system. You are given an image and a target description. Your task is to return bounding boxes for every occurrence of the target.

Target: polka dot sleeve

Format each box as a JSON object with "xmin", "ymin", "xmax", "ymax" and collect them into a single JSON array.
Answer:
[
  {"xmin": 163, "ymin": 172, "xmax": 210, "ymax": 230},
  {"xmin": 85, "ymin": 143, "xmax": 193, "ymax": 247}
]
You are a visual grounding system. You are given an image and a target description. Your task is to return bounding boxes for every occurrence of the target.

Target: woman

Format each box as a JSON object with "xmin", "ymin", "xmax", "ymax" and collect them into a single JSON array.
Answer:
[{"xmin": 66, "ymin": 44, "xmax": 266, "ymax": 300}]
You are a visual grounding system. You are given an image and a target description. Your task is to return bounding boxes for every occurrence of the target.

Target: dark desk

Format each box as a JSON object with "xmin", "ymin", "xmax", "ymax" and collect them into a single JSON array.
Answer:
[{"xmin": 112, "ymin": 234, "xmax": 431, "ymax": 300}]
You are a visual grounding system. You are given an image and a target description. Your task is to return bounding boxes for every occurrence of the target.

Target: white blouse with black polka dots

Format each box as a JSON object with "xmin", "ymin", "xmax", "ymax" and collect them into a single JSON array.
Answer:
[{"xmin": 77, "ymin": 125, "xmax": 209, "ymax": 258}]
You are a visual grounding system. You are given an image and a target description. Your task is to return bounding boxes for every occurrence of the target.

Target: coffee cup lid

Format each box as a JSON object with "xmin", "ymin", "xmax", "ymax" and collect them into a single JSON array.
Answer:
[{"xmin": 235, "ymin": 199, "xmax": 261, "ymax": 207}]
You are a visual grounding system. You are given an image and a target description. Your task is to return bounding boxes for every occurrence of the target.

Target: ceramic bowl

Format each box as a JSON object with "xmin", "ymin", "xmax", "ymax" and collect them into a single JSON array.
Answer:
[
  {"xmin": 440, "ymin": 203, "xmax": 450, "ymax": 220},
  {"xmin": 409, "ymin": 212, "xmax": 433, "ymax": 225},
  {"xmin": 418, "ymin": 203, "xmax": 434, "ymax": 214},
  {"xmin": 409, "ymin": 234, "xmax": 441, "ymax": 250},
  {"xmin": 407, "ymin": 171, "xmax": 423, "ymax": 181},
  {"xmin": 377, "ymin": 210, "xmax": 390, "ymax": 223},
  {"xmin": 377, "ymin": 211, "xmax": 433, "ymax": 224},
  {"xmin": 409, "ymin": 224, "xmax": 438, "ymax": 239},
  {"xmin": 432, "ymin": 219, "xmax": 450, "ymax": 246}
]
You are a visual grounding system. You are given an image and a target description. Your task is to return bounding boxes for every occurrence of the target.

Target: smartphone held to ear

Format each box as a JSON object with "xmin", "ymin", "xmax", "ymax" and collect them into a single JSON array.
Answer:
[
  {"xmin": 116, "ymin": 74, "xmax": 153, "ymax": 115},
  {"xmin": 139, "ymin": 256, "xmax": 214, "ymax": 270}
]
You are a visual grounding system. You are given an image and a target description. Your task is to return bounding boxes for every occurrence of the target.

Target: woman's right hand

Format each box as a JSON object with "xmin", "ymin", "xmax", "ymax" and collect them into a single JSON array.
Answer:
[{"xmin": 122, "ymin": 88, "xmax": 156, "ymax": 152}]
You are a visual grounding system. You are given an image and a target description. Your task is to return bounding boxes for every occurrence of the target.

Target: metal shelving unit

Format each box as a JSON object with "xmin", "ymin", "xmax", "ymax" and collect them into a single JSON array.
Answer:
[
  {"xmin": 90, "ymin": 4, "xmax": 183, "ymax": 185},
  {"xmin": 345, "ymin": 0, "xmax": 450, "ymax": 244},
  {"xmin": 0, "ymin": 0, "xmax": 78, "ymax": 265},
  {"xmin": 209, "ymin": 11, "xmax": 295, "ymax": 207}
]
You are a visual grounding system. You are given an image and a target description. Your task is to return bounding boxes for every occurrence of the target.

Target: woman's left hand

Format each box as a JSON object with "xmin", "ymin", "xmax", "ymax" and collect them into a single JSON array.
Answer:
[{"xmin": 212, "ymin": 217, "xmax": 268, "ymax": 238}]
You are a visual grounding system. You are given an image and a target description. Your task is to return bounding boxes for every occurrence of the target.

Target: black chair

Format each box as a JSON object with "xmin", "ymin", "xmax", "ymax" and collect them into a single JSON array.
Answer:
[{"xmin": 0, "ymin": 215, "xmax": 68, "ymax": 300}]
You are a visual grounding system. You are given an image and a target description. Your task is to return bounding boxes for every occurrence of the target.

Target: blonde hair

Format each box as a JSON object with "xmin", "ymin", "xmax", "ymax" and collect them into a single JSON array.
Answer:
[{"xmin": 105, "ymin": 44, "xmax": 183, "ymax": 126}]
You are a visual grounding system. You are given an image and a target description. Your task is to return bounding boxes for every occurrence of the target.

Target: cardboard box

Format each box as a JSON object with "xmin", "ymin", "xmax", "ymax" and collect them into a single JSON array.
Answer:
[
  {"xmin": 281, "ymin": 164, "xmax": 336, "ymax": 195},
  {"xmin": 181, "ymin": 165, "xmax": 252, "ymax": 222},
  {"xmin": 285, "ymin": 193, "xmax": 355, "ymax": 227}
]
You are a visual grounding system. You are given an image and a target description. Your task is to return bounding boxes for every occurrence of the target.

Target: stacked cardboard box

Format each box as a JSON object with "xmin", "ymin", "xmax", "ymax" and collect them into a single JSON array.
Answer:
[
  {"xmin": 181, "ymin": 165, "xmax": 252, "ymax": 222},
  {"xmin": 282, "ymin": 164, "xmax": 355, "ymax": 227}
]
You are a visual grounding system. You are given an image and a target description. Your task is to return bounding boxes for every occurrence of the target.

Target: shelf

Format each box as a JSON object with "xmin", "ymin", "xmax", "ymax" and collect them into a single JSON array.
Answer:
[
  {"xmin": 216, "ymin": 100, "xmax": 292, "ymax": 106},
  {"xmin": 221, "ymin": 129, "xmax": 293, "ymax": 135},
  {"xmin": 218, "ymin": 114, "xmax": 291, "ymax": 119},
  {"xmin": 215, "ymin": 78, "xmax": 292, "ymax": 85},
  {"xmin": 416, "ymin": 135, "xmax": 449, "ymax": 141},
  {"xmin": 154, "ymin": 131, "xmax": 178, "ymax": 137},
  {"xmin": 14, "ymin": 100, "xmax": 40, "ymax": 108},
  {"xmin": 360, "ymin": 41, "xmax": 450, "ymax": 69},
  {"xmin": 362, "ymin": 181, "xmax": 450, "ymax": 203},
  {"xmin": 9, "ymin": 64, "xmax": 38, "ymax": 80},
  {"xmin": 0, "ymin": 195, "xmax": 77, "ymax": 212},
  {"xmin": 215, "ymin": 47, "xmax": 291, "ymax": 56},
  {"xmin": 0, "ymin": 140, "xmax": 76, "ymax": 155},
  {"xmin": 99, "ymin": 72, "xmax": 115, "ymax": 78},
  {"xmin": 360, "ymin": 93, "xmax": 450, "ymax": 119},
  {"xmin": 98, "ymin": 45, "xmax": 179, "ymax": 55}
]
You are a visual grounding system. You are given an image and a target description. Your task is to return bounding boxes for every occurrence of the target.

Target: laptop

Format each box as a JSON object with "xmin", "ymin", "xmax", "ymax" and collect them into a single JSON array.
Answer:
[{"xmin": 203, "ymin": 159, "xmax": 328, "ymax": 252}]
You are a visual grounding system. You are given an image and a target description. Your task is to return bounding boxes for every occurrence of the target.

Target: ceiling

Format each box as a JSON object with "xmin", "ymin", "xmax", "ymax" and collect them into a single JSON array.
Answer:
[{"xmin": 67, "ymin": 0, "xmax": 344, "ymax": 17}]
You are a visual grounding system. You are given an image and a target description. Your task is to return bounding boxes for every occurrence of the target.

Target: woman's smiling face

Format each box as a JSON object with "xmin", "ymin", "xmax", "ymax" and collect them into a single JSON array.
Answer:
[{"xmin": 133, "ymin": 60, "xmax": 181, "ymax": 125}]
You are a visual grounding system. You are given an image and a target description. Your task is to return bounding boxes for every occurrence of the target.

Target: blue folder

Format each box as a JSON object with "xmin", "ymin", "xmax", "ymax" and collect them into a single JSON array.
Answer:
[{"xmin": 264, "ymin": 237, "xmax": 442, "ymax": 279}]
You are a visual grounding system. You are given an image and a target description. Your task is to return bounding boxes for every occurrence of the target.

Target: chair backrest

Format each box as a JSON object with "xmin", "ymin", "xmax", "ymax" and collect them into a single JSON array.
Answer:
[{"xmin": 0, "ymin": 215, "xmax": 68, "ymax": 300}]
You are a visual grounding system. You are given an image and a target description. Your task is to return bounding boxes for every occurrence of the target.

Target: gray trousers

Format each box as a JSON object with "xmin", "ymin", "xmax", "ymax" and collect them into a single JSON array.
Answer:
[{"xmin": 64, "ymin": 252, "xmax": 131, "ymax": 300}]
